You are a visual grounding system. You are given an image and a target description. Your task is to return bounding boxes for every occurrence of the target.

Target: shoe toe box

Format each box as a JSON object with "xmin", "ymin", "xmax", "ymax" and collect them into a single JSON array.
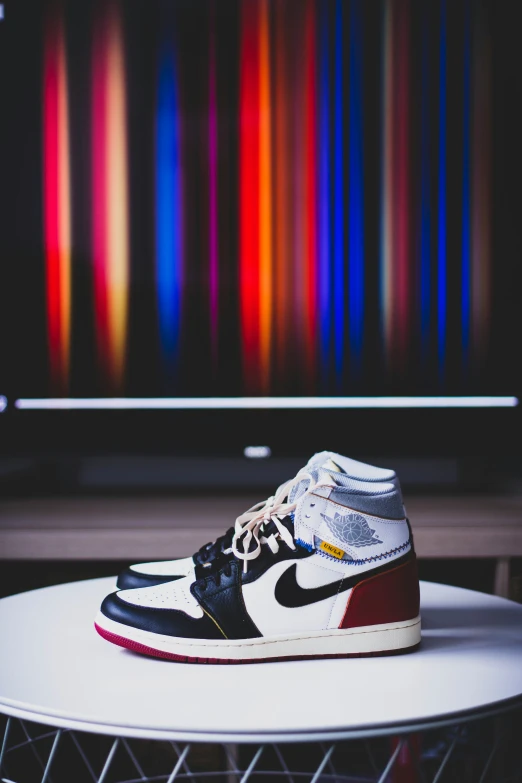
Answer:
[
  {"xmin": 116, "ymin": 568, "xmax": 183, "ymax": 591},
  {"xmin": 99, "ymin": 586, "xmax": 223, "ymax": 640}
]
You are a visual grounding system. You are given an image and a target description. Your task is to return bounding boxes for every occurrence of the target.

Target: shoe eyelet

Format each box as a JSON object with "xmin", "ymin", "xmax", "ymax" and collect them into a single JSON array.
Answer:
[
  {"xmin": 310, "ymin": 503, "xmax": 315, "ymax": 507},
  {"xmin": 305, "ymin": 514, "xmax": 310, "ymax": 518}
]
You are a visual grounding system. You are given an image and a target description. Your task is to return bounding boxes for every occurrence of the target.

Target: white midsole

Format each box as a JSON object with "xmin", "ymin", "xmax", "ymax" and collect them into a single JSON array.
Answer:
[{"xmin": 95, "ymin": 613, "xmax": 421, "ymax": 660}]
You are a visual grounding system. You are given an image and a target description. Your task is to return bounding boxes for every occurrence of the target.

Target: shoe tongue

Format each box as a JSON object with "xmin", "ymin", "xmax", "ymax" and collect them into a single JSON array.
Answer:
[
  {"xmin": 262, "ymin": 514, "xmax": 294, "ymax": 539},
  {"xmin": 322, "ymin": 457, "xmax": 344, "ymax": 474},
  {"xmin": 194, "ymin": 550, "xmax": 234, "ymax": 579},
  {"xmin": 288, "ymin": 459, "xmax": 341, "ymax": 504}
]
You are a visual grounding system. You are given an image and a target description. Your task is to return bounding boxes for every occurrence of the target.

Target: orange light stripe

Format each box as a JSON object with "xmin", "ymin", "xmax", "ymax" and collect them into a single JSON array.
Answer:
[
  {"xmin": 92, "ymin": 1, "xmax": 129, "ymax": 392},
  {"xmin": 106, "ymin": 2, "xmax": 129, "ymax": 390}
]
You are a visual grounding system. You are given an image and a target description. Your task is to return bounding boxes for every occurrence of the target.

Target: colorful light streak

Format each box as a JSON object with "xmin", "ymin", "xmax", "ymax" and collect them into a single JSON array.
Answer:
[
  {"xmin": 420, "ymin": 10, "xmax": 432, "ymax": 350},
  {"xmin": 239, "ymin": 0, "xmax": 260, "ymax": 392},
  {"xmin": 471, "ymin": 5, "xmax": 491, "ymax": 362},
  {"xmin": 92, "ymin": 0, "xmax": 129, "ymax": 391},
  {"xmin": 381, "ymin": 0, "xmax": 411, "ymax": 367},
  {"xmin": 304, "ymin": 0, "xmax": 318, "ymax": 385},
  {"xmin": 258, "ymin": 0, "xmax": 272, "ymax": 393},
  {"xmin": 348, "ymin": 0, "xmax": 364, "ymax": 363},
  {"xmin": 333, "ymin": 0, "xmax": 345, "ymax": 382},
  {"xmin": 272, "ymin": 0, "xmax": 290, "ymax": 379},
  {"xmin": 318, "ymin": 1, "xmax": 332, "ymax": 379},
  {"xmin": 395, "ymin": 0, "xmax": 411, "ymax": 365},
  {"xmin": 156, "ymin": 35, "xmax": 183, "ymax": 366},
  {"xmin": 43, "ymin": 5, "xmax": 71, "ymax": 393},
  {"xmin": 40, "ymin": 0, "xmax": 495, "ymax": 398},
  {"xmin": 437, "ymin": 0, "xmax": 447, "ymax": 374},
  {"xmin": 380, "ymin": 1, "xmax": 394, "ymax": 362}
]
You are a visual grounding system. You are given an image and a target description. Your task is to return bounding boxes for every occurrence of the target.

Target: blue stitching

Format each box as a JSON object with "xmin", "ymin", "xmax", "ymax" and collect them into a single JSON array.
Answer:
[
  {"xmin": 316, "ymin": 537, "xmax": 412, "ymax": 565},
  {"xmin": 295, "ymin": 537, "xmax": 314, "ymax": 552}
]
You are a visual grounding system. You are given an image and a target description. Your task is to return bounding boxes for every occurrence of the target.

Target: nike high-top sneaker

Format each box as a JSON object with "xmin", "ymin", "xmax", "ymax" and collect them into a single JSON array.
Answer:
[
  {"xmin": 116, "ymin": 451, "xmax": 403, "ymax": 590},
  {"xmin": 95, "ymin": 464, "xmax": 420, "ymax": 663}
]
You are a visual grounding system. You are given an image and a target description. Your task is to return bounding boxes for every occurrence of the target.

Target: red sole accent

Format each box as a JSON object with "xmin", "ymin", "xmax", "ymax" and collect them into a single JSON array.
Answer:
[{"xmin": 94, "ymin": 623, "xmax": 420, "ymax": 665}]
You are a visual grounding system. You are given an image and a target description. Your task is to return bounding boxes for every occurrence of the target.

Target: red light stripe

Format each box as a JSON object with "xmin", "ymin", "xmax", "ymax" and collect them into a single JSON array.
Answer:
[
  {"xmin": 471, "ymin": 7, "xmax": 491, "ymax": 362},
  {"xmin": 258, "ymin": 0, "xmax": 272, "ymax": 393},
  {"xmin": 381, "ymin": 2, "xmax": 394, "ymax": 364},
  {"xmin": 272, "ymin": 2, "xmax": 290, "ymax": 382},
  {"xmin": 239, "ymin": 1, "xmax": 260, "ymax": 392},
  {"xmin": 92, "ymin": 15, "xmax": 110, "ymax": 383},
  {"xmin": 43, "ymin": 8, "xmax": 70, "ymax": 393}
]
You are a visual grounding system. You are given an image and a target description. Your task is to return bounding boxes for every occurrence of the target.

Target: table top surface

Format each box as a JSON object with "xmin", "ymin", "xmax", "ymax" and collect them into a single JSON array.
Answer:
[{"xmin": 1, "ymin": 577, "xmax": 522, "ymax": 742}]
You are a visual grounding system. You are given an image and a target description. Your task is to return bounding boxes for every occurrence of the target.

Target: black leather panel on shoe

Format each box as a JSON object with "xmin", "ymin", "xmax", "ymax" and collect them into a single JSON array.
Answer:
[
  {"xmin": 100, "ymin": 592, "xmax": 225, "ymax": 639},
  {"xmin": 116, "ymin": 568, "xmax": 185, "ymax": 591},
  {"xmin": 191, "ymin": 560, "xmax": 262, "ymax": 640}
]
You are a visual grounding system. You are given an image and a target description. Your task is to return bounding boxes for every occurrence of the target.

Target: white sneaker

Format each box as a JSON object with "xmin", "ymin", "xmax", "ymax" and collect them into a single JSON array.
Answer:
[
  {"xmin": 96, "ymin": 462, "xmax": 419, "ymax": 663},
  {"xmin": 116, "ymin": 451, "xmax": 401, "ymax": 590}
]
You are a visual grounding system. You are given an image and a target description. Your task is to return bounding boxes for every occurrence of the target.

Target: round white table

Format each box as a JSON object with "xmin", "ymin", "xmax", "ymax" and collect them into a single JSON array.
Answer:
[{"xmin": 1, "ymin": 578, "xmax": 521, "ymax": 783}]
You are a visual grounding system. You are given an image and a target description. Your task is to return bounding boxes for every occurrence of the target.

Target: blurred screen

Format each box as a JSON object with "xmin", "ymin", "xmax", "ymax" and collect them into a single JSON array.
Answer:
[{"xmin": 0, "ymin": 0, "xmax": 519, "ymax": 400}]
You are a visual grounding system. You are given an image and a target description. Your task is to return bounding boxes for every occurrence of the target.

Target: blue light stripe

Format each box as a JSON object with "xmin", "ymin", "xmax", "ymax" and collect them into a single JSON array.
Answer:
[
  {"xmin": 461, "ymin": 5, "xmax": 471, "ymax": 357},
  {"xmin": 156, "ymin": 41, "xmax": 182, "ymax": 363},
  {"xmin": 420, "ymin": 10, "xmax": 431, "ymax": 349},
  {"xmin": 318, "ymin": 2, "xmax": 331, "ymax": 379},
  {"xmin": 348, "ymin": 0, "xmax": 364, "ymax": 362},
  {"xmin": 437, "ymin": 1, "xmax": 447, "ymax": 373},
  {"xmin": 333, "ymin": 0, "xmax": 344, "ymax": 381}
]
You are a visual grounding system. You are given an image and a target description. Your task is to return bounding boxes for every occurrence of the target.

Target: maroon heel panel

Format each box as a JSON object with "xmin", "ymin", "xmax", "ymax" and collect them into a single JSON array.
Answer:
[{"xmin": 340, "ymin": 555, "xmax": 420, "ymax": 629}]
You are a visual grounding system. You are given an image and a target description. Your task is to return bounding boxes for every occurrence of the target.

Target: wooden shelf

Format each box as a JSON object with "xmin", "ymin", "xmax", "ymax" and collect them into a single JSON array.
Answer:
[
  {"xmin": 1, "ymin": 494, "xmax": 521, "ymax": 562},
  {"xmin": 2, "ymin": 493, "xmax": 521, "ymax": 597}
]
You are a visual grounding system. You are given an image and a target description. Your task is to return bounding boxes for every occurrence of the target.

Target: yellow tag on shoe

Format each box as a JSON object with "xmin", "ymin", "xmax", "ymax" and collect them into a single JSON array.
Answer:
[{"xmin": 319, "ymin": 541, "xmax": 345, "ymax": 559}]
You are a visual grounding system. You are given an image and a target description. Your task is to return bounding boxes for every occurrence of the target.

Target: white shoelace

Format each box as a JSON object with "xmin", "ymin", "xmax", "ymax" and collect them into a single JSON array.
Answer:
[{"xmin": 231, "ymin": 469, "xmax": 333, "ymax": 572}]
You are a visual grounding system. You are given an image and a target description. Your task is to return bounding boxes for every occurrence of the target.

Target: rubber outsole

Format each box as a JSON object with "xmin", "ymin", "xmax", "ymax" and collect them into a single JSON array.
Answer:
[{"xmin": 94, "ymin": 622, "xmax": 421, "ymax": 664}]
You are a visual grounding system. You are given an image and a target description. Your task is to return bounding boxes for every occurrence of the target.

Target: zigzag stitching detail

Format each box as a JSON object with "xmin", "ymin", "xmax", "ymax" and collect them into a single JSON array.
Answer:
[
  {"xmin": 295, "ymin": 537, "xmax": 314, "ymax": 552},
  {"xmin": 316, "ymin": 537, "xmax": 412, "ymax": 565}
]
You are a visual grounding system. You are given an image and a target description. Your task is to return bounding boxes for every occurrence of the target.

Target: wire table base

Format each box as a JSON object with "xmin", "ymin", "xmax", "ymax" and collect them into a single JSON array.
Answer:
[{"xmin": 1, "ymin": 708, "xmax": 521, "ymax": 783}]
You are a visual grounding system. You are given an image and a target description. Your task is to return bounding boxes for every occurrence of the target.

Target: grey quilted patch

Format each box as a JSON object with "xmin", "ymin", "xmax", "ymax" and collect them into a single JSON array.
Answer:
[{"xmin": 320, "ymin": 511, "xmax": 382, "ymax": 548}]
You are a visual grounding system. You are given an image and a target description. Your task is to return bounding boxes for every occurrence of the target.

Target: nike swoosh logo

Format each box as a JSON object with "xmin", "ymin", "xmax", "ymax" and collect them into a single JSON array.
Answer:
[
  {"xmin": 274, "ymin": 564, "xmax": 350, "ymax": 608},
  {"xmin": 274, "ymin": 550, "xmax": 413, "ymax": 609}
]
